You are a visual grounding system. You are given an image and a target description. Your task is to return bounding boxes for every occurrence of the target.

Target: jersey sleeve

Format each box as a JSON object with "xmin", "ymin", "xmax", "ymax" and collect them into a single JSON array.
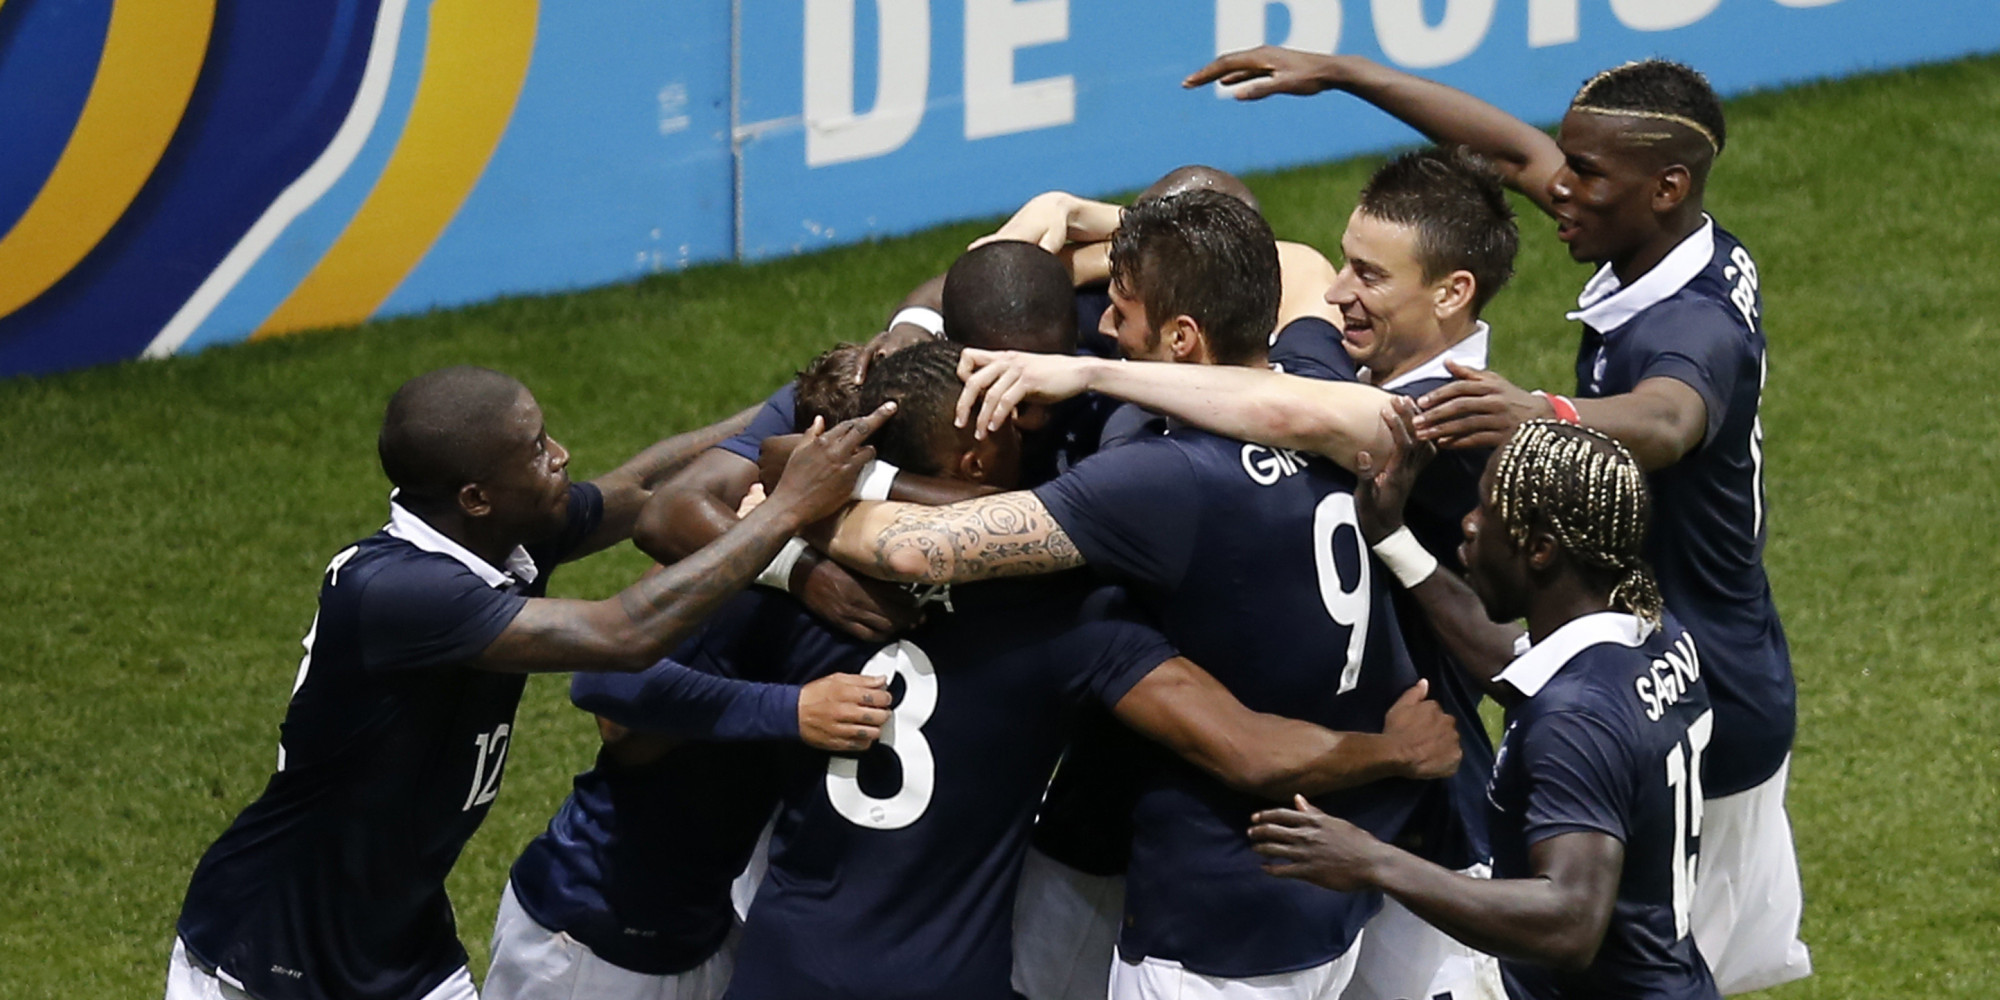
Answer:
[
  {"xmin": 570, "ymin": 659, "xmax": 801, "ymax": 741},
  {"xmin": 1623, "ymin": 297, "xmax": 1748, "ymax": 448},
  {"xmin": 1061, "ymin": 618, "xmax": 1180, "ymax": 709},
  {"xmin": 1268, "ymin": 317, "xmax": 1360, "ymax": 382},
  {"xmin": 1519, "ymin": 709, "xmax": 1639, "ymax": 846},
  {"xmin": 353, "ymin": 558, "xmax": 528, "ymax": 672},
  {"xmin": 715, "ymin": 384, "xmax": 799, "ymax": 462},
  {"xmin": 1031, "ymin": 438, "xmax": 1202, "ymax": 589}
]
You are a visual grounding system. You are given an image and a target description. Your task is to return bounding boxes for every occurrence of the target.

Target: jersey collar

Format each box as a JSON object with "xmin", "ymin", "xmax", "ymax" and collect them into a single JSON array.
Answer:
[
  {"xmin": 1361, "ymin": 322, "xmax": 1491, "ymax": 391},
  {"xmin": 1494, "ymin": 611, "xmax": 1653, "ymax": 699},
  {"xmin": 1566, "ymin": 216, "xmax": 1715, "ymax": 333},
  {"xmin": 385, "ymin": 492, "xmax": 540, "ymax": 588}
]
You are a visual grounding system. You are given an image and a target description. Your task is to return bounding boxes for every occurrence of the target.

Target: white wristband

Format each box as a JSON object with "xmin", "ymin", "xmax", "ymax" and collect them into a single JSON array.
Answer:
[
  {"xmin": 755, "ymin": 537, "xmax": 811, "ymax": 593},
  {"xmin": 888, "ymin": 306, "xmax": 946, "ymax": 339},
  {"xmin": 1370, "ymin": 527, "xmax": 1439, "ymax": 589},
  {"xmin": 853, "ymin": 460, "xmax": 900, "ymax": 501}
]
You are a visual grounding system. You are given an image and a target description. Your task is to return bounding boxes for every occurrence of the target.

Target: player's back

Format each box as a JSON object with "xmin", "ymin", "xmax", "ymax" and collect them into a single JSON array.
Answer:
[
  {"xmin": 1033, "ymin": 427, "xmax": 1425, "ymax": 977},
  {"xmin": 1489, "ymin": 612, "xmax": 1720, "ymax": 1000},
  {"xmin": 726, "ymin": 576, "xmax": 1173, "ymax": 1000}
]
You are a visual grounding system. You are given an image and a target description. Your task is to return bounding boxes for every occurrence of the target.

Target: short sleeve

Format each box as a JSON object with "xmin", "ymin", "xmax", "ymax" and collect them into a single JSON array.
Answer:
[
  {"xmin": 525, "ymin": 482, "xmax": 607, "ymax": 568},
  {"xmin": 1520, "ymin": 710, "xmax": 1638, "ymax": 846},
  {"xmin": 1269, "ymin": 317, "xmax": 1360, "ymax": 382},
  {"xmin": 355, "ymin": 559, "xmax": 527, "ymax": 672},
  {"xmin": 1623, "ymin": 297, "xmax": 1748, "ymax": 447},
  {"xmin": 715, "ymin": 385, "xmax": 799, "ymax": 462},
  {"xmin": 1059, "ymin": 619, "xmax": 1178, "ymax": 709},
  {"xmin": 1032, "ymin": 438, "xmax": 1203, "ymax": 589}
]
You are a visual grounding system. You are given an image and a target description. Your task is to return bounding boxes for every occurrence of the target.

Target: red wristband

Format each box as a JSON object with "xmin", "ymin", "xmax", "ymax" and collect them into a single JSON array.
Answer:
[{"xmin": 1535, "ymin": 391, "xmax": 1581, "ymax": 423}]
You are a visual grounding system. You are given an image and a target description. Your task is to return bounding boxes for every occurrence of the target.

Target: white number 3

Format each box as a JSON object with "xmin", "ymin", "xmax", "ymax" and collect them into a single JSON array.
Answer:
[{"xmin": 827, "ymin": 641, "xmax": 938, "ymax": 830}]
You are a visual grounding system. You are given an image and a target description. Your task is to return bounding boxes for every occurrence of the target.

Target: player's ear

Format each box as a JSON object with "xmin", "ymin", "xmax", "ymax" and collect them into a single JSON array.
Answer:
[
  {"xmin": 1524, "ymin": 527, "xmax": 1561, "ymax": 573},
  {"xmin": 1652, "ymin": 164, "xmax": 1692, "ymax": 215},
  {"xmin": 1166, "ymin": 315, "xmax": 1203, "ymax": 363},
  {"xmin": 457, "ymin": 482, "xmax": 494, "ymax": 519},
  {"xmin": 1434, "ymin": 270, "xmax": 1476, "ymax": 319}
]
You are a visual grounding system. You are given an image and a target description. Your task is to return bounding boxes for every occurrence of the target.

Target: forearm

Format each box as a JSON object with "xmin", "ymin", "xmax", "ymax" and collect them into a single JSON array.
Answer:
[
  {"xmin": 1570, "ymin": 384, "xmax": 1704, "ymax": 471},
  {"xmin": 1085, "ymin": 361, "xmax": 1391, "ymax": 470},
  {"xmin": 635, "ymin": 486, "xmax": 741, "ymax": 565},
  {"xmin": 1404, "ymin": 569, "xmax": 1524, "ymax": 695},
  {"xmin": 611, "ymin": 500, "xmax": 813, "ymax": 653},
  {"xmin": 1324, "ymin": 57, "xmax": 1561, "ymax": 211},
  {"xmin": 571, "ymin": 661, "xmax": 800, "ymax": 741},
  {"xmin": 1216, "ymin": 718, "xmax": 1405, "ymax": 799},
  {"xmin": 887, "ymin": 471, "xmax": 1002, "ymax": 505},
  {"xmin": 625, "ymin": 405, "xmax": 761, "ymax": 488},
  {"xmin": 1363, "ymin": 848, "xmax": 1597, "ymax": 970},
  {"xmin": 825, "ymin": 493, "xmax": 1081, "ymax": 584}
]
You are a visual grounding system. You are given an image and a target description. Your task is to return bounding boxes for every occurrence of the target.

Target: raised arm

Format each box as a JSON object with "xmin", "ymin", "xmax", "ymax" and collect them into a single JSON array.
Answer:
[
  {"xmin": 955, "ymin": 350, "xmax": 1394, "ymax": 472},
  {"xmin": 1185, "ymin": 48, "xmax": 1565, "ymax": 216},
  {"xmin": 1414, "ymin": 362, "xmax": 1708, "ymax": 471},
  {"xmin": 1114, "ymin": 661, "xmax": 1461, "ymax": 799},
  {"xmin": 971, "ymin": 190, "xmax": 1126, "ymax": 253},
  {"xmin": 821, "ymin": 490, "xmax": 1084, "ymax": 585},
  {"xmin": 574, "ymin": 403, "xmax": 760, "ymax": 559},
  {"xmin": 473, "ymin": 404, "xmax": 893, "ymax": 673}
]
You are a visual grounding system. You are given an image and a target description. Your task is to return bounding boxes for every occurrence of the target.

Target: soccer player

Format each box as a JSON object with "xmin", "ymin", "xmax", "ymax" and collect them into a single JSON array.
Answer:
[
  {"xmin": 705, "ymin": 340, "xmax": 1459, "ymax": 1000},
  {"xmin": 164, "ymin": 366, "xmax": 892, "ymax": 1000},
  {"xmin": 821, "ymin": 192, "xmax": 1445, "ymax": 999},
  {"xmin": 1251, "ymin": 415, "xmax": 1721, "ymax": 1000},
  {"xmin": 1185, "ymin": 49, "xmax": 1808, "ymax": 992}
]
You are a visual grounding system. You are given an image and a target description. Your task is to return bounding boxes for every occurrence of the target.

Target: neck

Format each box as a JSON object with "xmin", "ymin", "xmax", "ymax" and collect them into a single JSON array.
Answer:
[
  {"xmin": 1522, "ymin": 572, "xmax": 1615, "ymax": 645},
  {"xmin": 402, "ymin": 499, "xmax": 516, "ymax": 571},
  {"xmin": 1610, "ymin": 209, "xmax": 1704, "ymax": 285},
  {"xmin": 1373, "ymin": 321, "xmax": 1474, "ymax": 385}
]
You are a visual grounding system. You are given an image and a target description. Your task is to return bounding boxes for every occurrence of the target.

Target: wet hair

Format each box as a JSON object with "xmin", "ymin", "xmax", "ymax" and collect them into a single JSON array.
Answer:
[
  {"xmin": 1489, "ymin": 420, "xmax": 1662, "ymax": 626},
  {"xmin": 378, "ymin": 366, "xmax": 530, "ymax": 503},
  {"xmin": 793, "ymin": 343, "xmax": 867, "ymax": 430},
  {"xmin": 941, "ymin": 241, "xmax": 1078, "ymax": 355},
  {"xmin": 1571, "ymin": 60, "xmax": 1726, "ymax": 160},
  {"xmin": 1137, "ymin": 165, "xmax": 1261, "ymax": 214},
  {"xmin": 1109, "ymin": 190, "xmax": 1280, "ymax": 367},
  {"xmin": 1356, "ymin": 146, "xmax": 1519, "ymax": 316},
  {"xmin": 857, "ymin": 340, "xmax": 966, "ymax": 476}
]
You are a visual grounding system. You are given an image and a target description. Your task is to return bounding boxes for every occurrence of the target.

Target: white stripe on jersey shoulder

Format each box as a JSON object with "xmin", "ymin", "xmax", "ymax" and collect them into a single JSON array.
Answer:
[
  {"xmin": 385, "ymin": 491, "xmax": 539, "ymax": 588},
  {"xmin": 1494, "ymin": 611, "xmax": 1653, "ymax": 699},
  {"xmin": 1566, "ymin": 216, "xmax": 1717, "ymax": 332},
  {"xmin": 1376, "ymin": 322, "xmax": 1491, "ymax": 391}
]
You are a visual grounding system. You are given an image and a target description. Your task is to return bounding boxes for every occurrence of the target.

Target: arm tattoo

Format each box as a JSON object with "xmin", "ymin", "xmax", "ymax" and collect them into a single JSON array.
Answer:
[{"xmin": 869, "ymin": 492, "xmax": 1083, "ymax": 583}]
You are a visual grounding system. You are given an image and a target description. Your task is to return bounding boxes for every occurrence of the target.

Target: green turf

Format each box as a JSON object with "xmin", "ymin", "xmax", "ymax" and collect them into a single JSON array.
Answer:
[{"xmin": 3, "ymin": 54, "xmax": 1996, "ymax": 999}]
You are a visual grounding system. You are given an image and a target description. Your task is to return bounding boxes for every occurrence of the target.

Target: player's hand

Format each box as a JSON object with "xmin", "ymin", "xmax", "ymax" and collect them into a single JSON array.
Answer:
[
  {"xmin": 971, "ymin": 190, "xmax": 1082, "ymax": 253},
  {"xmin": 1184, "ymin": 46, "xmax": 1349, "ymax": 100},
  {"xmin": 854, "ymin": 323, "xmax": 937, "ymax": 383},
  {"xmin": 1249, "ymin": 794, "xmax": 1388, "ymax": 892},
  {"xmin": 757, "ymin": 433, "xmax": 806, "ymax": 494},
  {"xmin": 794, "ymin": 550, "xmax": 925, "ymax": 642},
  {"xmin": 797, "ymin": 672, "xmax": 893, "ymax": 752},
  {"xmin": 1382, "ymin": 680, "xmax": 1461, "ymax": 780},
  {"xmin": 735, "ymin": 483, "xmax": 768, "ymax": 519},
  {"xmin": 955, "ymin": 349, "xmax": 1097, "ymax": 439},
  {"xmin": 769, "ymin": 403, "xmax": 896, "ymax": 526},
  {"xmin": 1353, "ymin": 396, "xmax": 1437, "ymax": 545},
  {"xmin": 1413, "ymin": 361, "xmax": 1551, "ymax": 450}
]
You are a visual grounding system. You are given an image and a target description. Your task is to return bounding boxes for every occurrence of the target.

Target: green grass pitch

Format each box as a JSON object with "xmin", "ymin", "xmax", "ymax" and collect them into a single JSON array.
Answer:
[{"xmin": 2, "ymin": 54, "xmax": 1995, "ymax": 999}]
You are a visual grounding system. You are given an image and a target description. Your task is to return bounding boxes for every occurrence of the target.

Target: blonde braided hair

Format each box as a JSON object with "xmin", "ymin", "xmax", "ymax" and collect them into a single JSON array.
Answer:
[{"xmin": 1490, "ymin": 420, "xmax": 1662, "ymax": 626}]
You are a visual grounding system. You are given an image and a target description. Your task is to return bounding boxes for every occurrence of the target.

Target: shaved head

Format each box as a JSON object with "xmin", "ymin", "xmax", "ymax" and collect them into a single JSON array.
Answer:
[
  {"xmin": 378, "ymin": 366, "xmax": 533, "ymax": 503},
  {"xmin": 942, "ymin": 240, "xmax": 1078, "ymax": 355},
  {"xmin": 1138, "ymin": 165, "xmax": 1261, "ymax": 214}
]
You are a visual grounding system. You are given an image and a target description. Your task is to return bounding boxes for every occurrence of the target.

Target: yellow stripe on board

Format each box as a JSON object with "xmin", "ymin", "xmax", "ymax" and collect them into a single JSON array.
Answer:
[
  {"xmin": 257, "ymin": 0, "xmax": 538, "ymax": 338},
  {"xmin": 0, "ymin": 0, "xmax": 214, "ymax": 320}
]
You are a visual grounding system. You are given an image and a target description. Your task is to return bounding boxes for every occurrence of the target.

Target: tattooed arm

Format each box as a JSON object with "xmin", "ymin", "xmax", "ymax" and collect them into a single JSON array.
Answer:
[
  {"xmin": 473, "ymin": 404, "xmax": 895, "ymax": 673},
  {"xmin": 821, "ymin": 490, "xmax": 1085, "ymax": 585}
]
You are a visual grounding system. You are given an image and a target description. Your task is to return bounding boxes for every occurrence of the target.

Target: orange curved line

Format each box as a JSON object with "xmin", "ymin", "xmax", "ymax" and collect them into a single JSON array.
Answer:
[
  {"xmin": 0, "ymin": 0, "xmax": 214, "ymax": 320},
  {"xmin": 256, "ymin": 0, "xmax": 538, "ymax": 338}
]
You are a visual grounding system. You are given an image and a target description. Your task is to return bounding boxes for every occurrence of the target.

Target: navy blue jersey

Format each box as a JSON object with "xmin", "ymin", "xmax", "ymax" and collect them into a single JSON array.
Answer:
[
  {"xmin": 1035, "ymin": 429, "xmax": 1425, "ymax": 976},
  {"xmin": 509, "ymin": 593, "xmax": 874, "ymax": 975},
  {"xmin": 1269, "ymin": 315, "xmax": 1360, "ymax": 381},
  {"xmin": 1570, "ymin": 218, "xmax": 1792, "ymax": 795},
  {"xmin": 726, "ymin": 578, "xmax": 1176, "ymax": 1000},
  {"xmin": 1487, "ymin": 612, "xmax": 1721, "ymax": 1000},
  {"xmin": 177, "ymin": 485, "xmax": 604, "ymax": 1000},
  {"xmin": 716, "ymin": 384, "xmax": 796, "ymax": 463}
]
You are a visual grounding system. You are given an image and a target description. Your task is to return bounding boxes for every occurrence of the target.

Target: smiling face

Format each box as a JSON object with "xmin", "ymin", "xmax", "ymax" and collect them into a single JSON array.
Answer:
[
  {"xmin": 1546, "ymin": 111, "xmax": 1674, "ymax": 269},
  {"xmin": 1326, "ymin": 207, "xmax": 1459, "ymax": 384}
]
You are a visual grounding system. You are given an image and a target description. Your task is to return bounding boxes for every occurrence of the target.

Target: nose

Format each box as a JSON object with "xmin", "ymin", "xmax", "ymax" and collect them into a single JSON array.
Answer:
[
  {"xmin": 548, "ymin": 436, "xmax": 571, "ymax": 471},
  {"xmin": 1098, "ymin": 303, "xmax": 1116, "ymax": 339},
  {"xmin": 1546, "ymin": 167, "xmax": 1573, "ymax": 205},
  {"xmin": 1461, "ymin": 509, "xmax": 1478, "ymax": 543},
  {"xmin": 1324, "ymin": 267, "xmax": 1359, "ymax": 307}
]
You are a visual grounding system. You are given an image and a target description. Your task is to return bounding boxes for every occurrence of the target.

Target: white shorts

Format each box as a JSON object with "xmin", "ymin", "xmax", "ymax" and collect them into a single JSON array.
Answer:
[
  {"xmin": 730, "ymin": 813, "xmax": 776, "ymax": 923},
  {"xmin": 165, "ymin": 936, "xmax": 476, "ymax": 1000},
  {"xmin": 485, "ymin": 883, "xmax": 734, "ymax": 1000},
  {"xmin": 1692, "ymin": 755, "xmax": 1812, "ymax": 994},
  {"xmin": 1341, "ymin": 866, "xmax": 1504, "ymax": 1000},
  {"xmin": 1011, "ymin": 847, "xmax": 1126, "ymax": 1000},
  {"xmin": 1109, "ymin": 932, "xmax": 1362, "ymax": 1000}
]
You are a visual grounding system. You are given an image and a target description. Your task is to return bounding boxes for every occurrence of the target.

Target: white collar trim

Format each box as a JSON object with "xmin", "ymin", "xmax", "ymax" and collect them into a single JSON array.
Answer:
[
  {"xmin": 385, "ymin": 493, "xmax": 539, "ymax": 588},
  {"xmin": 1566, "ymin": 216, "xmax": 1715, "ymax": 332},
  {"xmin": 1367, "ymin": 322, "xmax": 1491, "ymax": 391},
  {"xmin": 1493, "ymin": 611, "xmax": 1652, "ymax": 699}
]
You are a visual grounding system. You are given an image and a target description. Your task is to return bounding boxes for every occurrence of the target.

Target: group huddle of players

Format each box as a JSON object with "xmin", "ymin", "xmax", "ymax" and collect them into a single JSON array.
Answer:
[{"xmin": 163, "ymin": 47, "xmax": 1811, "ymax": 1000}]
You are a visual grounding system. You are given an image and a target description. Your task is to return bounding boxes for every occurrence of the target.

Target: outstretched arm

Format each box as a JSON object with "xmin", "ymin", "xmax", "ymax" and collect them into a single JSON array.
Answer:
[
  {"xmin": 1414, "ymin": 362, "xmax": 1708, "ymax": 471},
  {"xmin": 971, "ymin": 191, "xmax": 1126, "ymax": 253},
  {"xmin": 1115, "ymin": 662, "xmax": 1461, "ymax": 798},
  {"xmin": 574, "ymin": 404, "xmax": 760, "ymax": 559},
  {"xmin": 1185, "ymin": 48, "xmax": 1565, "ymax": 216},
  {"xmin": 955, "ymin": 350, "xmax": 1394, "ymax": 472},
  {"xmin": 821, "ymin": 490, "xmax": 1084, "ymax": 585}
]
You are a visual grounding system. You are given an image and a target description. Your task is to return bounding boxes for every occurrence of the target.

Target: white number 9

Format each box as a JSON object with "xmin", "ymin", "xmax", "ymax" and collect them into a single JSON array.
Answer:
[
  {"xmin": 1313, "ymin": 493, "xmax": 1371, "ymax": 695},
  {"xmin": 826, "ymin": 641, "xmax": 938, "ymax": 829}
]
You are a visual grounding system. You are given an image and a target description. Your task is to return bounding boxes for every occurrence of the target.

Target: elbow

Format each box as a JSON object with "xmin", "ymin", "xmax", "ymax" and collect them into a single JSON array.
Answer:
[
  {"xmin": 1546, "ymin": 931, "xmax": 1602, "ymax": 974},
  {"xmin": 881, "ymin": 544, "xmax": 938, "ymax": 584},
  {"xmin": 630, "ymin": 498, "xmax": 682, "ymax": 564}
]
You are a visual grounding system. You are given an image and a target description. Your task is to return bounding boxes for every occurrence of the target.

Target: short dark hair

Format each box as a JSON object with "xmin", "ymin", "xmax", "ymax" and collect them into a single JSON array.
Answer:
[
  {"xmin": 857, "ymin": 340, "xmax": 965, "ymax": 476},
  {"xmin": 1356, "ymin": 146, "xmax": 1519, "ymax": 316},
  {"xmin": 941, "ymin": 241, "xmax": 1078, "ymax": 355},
  {"xmin": 1109, "ymin": 190, "xmax": 1280, "ymax": 366},
  {"xmin": 1137, "ymin": 165, "xmax": 1261, "ymax": 214},
  {"xmin": 1572, "ymin": 59, "xmax": 1726, "ymax": 156},
  {"xmin": 793, "ymin": 343, "xmax": 866, "ymax": 431},
  {"xmin": 378, "ymin": 366, "xmax": 529, "ymax": 502}
]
